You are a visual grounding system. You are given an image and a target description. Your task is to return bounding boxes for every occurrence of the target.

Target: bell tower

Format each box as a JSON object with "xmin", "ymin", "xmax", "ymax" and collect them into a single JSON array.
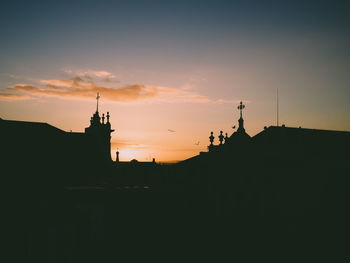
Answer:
[{"xmin": 85, "ymin": 93, "xmax": 114, "ymax": 161}]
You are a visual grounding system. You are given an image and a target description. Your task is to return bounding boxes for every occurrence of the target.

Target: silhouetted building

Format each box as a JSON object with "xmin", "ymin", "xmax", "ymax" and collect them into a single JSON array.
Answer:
[
  {"xmin": 85, "ymin": 93, "xmax": 114, "ymax": 161},
  {"xmin": 1, "ymin": 94, "xmax": 114, "ymax": 186},
  {"xmin": 224, "ymin": 101, "xmax": 251, "ymax": 146},
  {"xmin": 181, "ymin": 101, "xmax": 349, "ymax": 165},
  {"xmin": 206, "ymin": 101, "xmax": 251, "ymax": 153}
]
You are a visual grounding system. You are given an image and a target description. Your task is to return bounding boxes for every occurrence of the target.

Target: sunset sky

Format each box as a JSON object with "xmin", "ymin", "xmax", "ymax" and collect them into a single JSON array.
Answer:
[{"xmin": 1, "ymin": 0, "xmax": 349, "ymax": 162}]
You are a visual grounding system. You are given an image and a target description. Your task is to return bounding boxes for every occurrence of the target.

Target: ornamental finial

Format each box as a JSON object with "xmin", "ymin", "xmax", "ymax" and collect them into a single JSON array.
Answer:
[
  {"xmin": 209, "ymin": 131, "xmax": 215, "ymax": 146},
  {"xmin": 237, "ymin": 101, "xmax": 245, "ymax": 118},
  {"xmin": 219, "ymin": 131, "xmax": 224, "ymax": 145},
  {"xmin": 96, "ymin": 92, "xmax": 100, "ymax": 112}
]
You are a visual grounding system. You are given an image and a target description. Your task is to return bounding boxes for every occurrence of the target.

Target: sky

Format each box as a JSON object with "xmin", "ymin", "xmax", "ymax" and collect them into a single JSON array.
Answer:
[{"xmin": 1, "ymin": 0, "xmax": 349, "ymax": 162}]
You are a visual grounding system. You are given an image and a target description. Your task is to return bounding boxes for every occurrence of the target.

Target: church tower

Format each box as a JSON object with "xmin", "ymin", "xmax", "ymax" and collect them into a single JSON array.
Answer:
[
  {"xmin": 221, "ymin": 101, "xmax": 251, "ymax": 147},
  {"xmin": 85, "ymin": 93, "xmax": 114, "ymax": 161},
  {"xmin": 207, "ymin": 101, "xmax": 251, "ymax": 151}
]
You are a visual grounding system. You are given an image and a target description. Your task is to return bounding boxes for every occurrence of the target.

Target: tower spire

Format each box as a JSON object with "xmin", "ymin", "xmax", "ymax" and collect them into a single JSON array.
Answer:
[
  {"xmin": 237, "ymin": 101, "xmax": 246, "ymax": 133},
  {"xmin": 96, "ymin": 92, "xmax": 100, "ymax": 113},
  {"xmin": 237, "ymin": 101, "xmax": 245, "ymax": 119}
]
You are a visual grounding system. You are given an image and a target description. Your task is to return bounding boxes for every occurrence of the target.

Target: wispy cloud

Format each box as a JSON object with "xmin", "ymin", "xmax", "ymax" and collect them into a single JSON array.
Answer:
[
  {"xmin": 0, "ymin": 92, "xmax": 30, "ymax": 100},
  {"xmin": 6, "ymin": 81, "xmax": 169, "ymax": 102},
  {"xmin": 1, "ymin": 73, "xmax": 37, "ymax": 82},
  {"xmin": 1, "ymin": 69, "xmax": 239, "ymax": 104},
  {"xmin": 62, "ymin": 68, "xmax": 117, "ymax": 83},
  {"xmin": 111, "ymin": 141, "xmax": 151, "ymax": 150},
  {"xmin": 83, "ymin": 70, "xmax": 115, "ymax": 78},
  {"xmin": 3, "ymin": 73, "xmax": 22, "ymax": 79}
]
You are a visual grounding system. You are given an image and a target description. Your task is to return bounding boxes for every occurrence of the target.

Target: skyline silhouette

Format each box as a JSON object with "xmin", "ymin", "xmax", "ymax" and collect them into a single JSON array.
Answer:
[
  {"xmin": 2, "ymin": 97, "xmax": 349, "ymax": 262},
  {"xmin": 2, "ymin": 92, "xmax": 349, "ymax": 162},
  {"xmin": 1, "ymin": 0, "xmax": 350, "ymax": 162}
]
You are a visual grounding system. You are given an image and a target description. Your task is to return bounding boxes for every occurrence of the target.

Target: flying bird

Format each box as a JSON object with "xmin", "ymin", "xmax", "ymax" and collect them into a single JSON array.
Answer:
[
  {"xmin": 194, "ymin": 141, "xmax": 200, "ymax": 145},
  {"xmin": 168, "ymin": 129, "xmax": 176, "ymax": 133},
  {"xmin": 232, "ymin": 125, "xmax": 236, "ymax": 129}
]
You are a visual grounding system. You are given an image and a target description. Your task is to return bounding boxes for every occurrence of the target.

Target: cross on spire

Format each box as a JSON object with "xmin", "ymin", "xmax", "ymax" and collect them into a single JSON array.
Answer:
[
  {"xmin": 237, "ymin": 101, "xmax": 245, "ymax": 119},
  {"xmin": 96, "ymin": 92, "xmax": 100, "ymax": 112}
]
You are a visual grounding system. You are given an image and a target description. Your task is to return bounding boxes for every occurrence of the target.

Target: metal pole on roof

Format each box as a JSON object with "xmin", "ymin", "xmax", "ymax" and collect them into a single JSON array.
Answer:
[{"xmin": 277, "ymin": 88, "xmax": 279, "ymax": 127}]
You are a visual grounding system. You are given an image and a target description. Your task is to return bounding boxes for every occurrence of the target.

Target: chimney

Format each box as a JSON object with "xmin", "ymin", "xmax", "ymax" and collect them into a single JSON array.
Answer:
[{"xmin": 116, "ymin": 151, "xmax": 120, "ymax": 164}]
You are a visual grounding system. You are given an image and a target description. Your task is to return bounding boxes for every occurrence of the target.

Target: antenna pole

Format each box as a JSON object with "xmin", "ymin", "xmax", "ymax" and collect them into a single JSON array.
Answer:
[{"xmin": 277, "ymin": 88, "xmax": 279, "ymax": 126}]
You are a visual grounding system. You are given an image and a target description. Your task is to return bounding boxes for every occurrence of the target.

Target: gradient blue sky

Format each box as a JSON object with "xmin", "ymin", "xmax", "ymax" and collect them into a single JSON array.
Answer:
[{"xmin": 1, "ymin": 0, "xmax": 349, "ymax": 161}]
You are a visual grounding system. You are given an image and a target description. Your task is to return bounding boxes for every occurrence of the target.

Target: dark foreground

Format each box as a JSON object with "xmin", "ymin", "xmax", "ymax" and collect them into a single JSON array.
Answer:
[{"xmin": 5, "ymin": 154, "xmax": 349, "ymax": 263}]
